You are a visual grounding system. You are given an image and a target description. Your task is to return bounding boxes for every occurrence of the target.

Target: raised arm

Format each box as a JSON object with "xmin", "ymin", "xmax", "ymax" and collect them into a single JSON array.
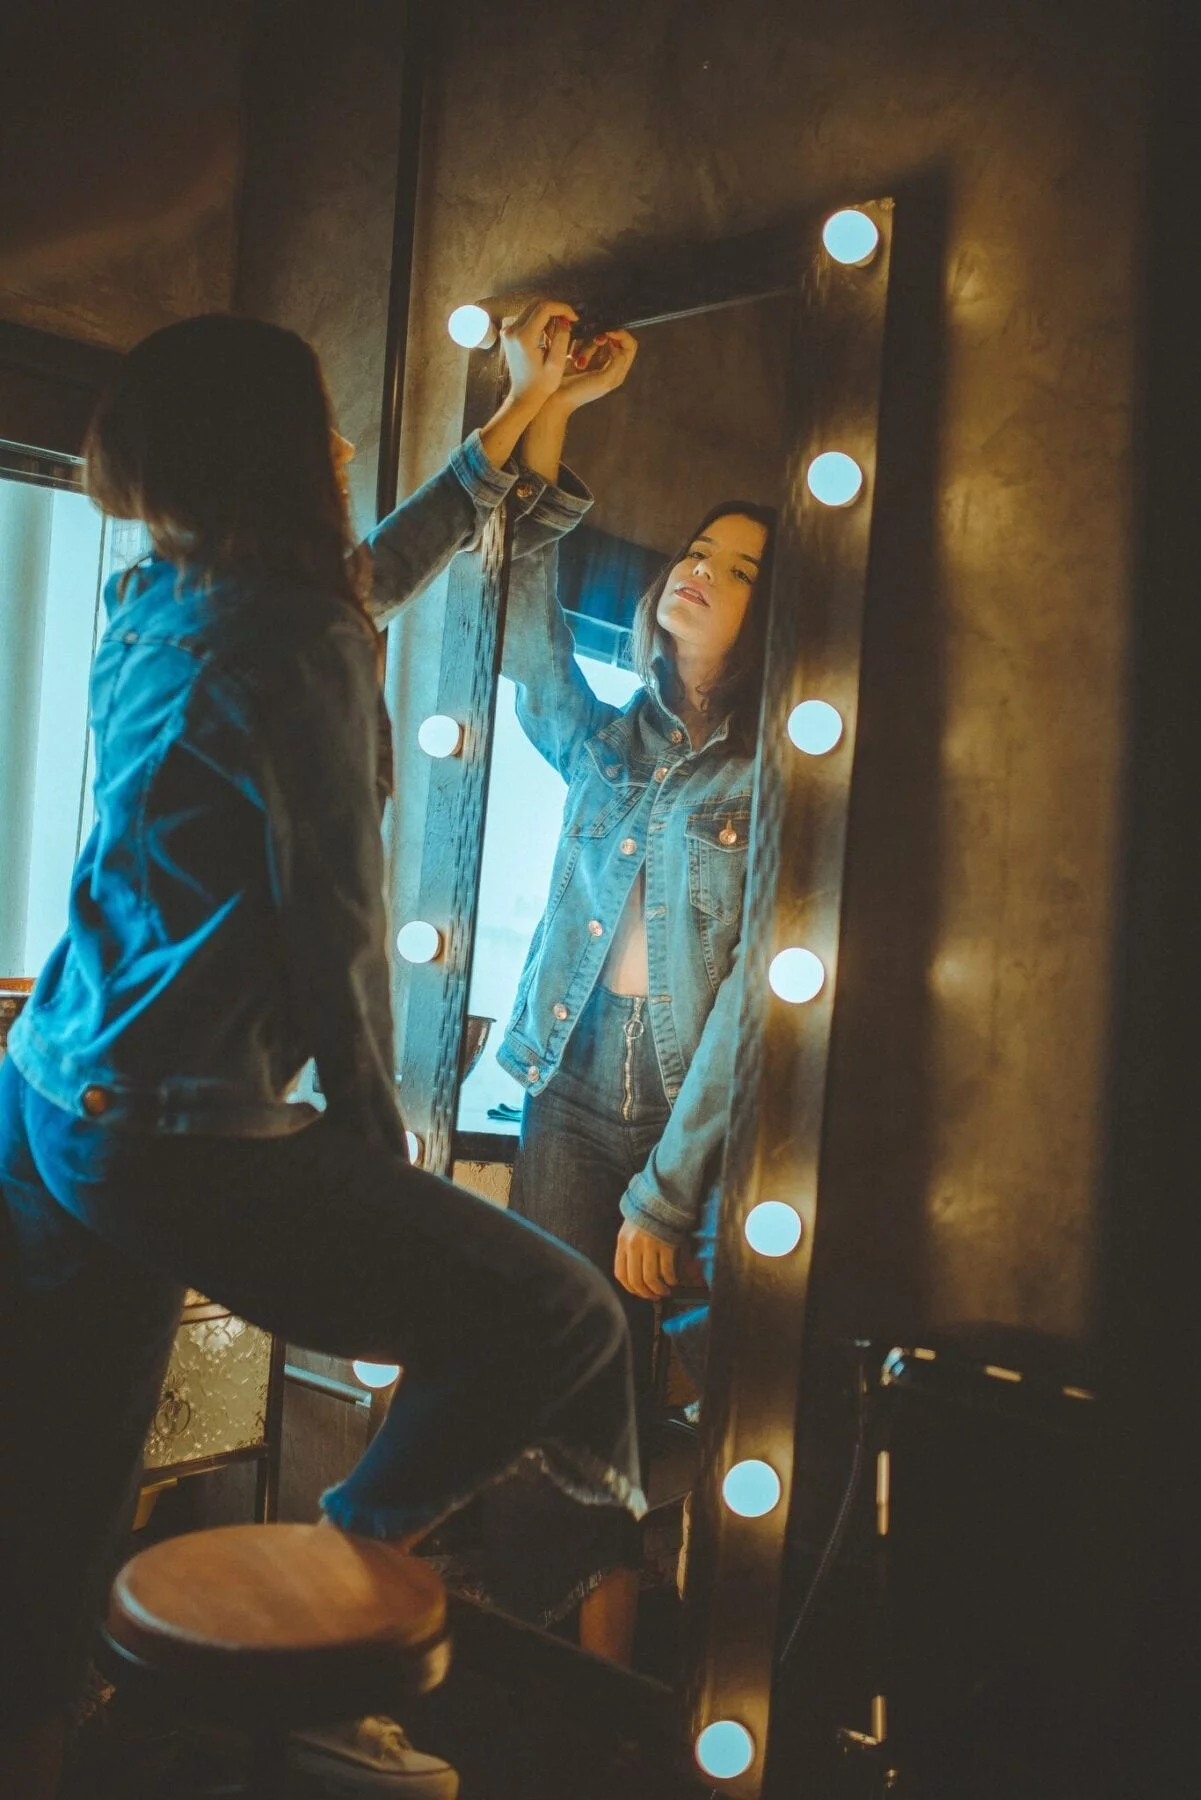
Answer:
[{"xmin": 365, "ymin": 302, "xmax": 581, "ymax": 627}]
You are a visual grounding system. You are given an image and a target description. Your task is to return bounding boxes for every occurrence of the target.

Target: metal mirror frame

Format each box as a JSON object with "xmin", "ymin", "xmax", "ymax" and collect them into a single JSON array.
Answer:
[{"xmin": 391, "ymin": 202, "xmax": 894, "ymax": 1797}]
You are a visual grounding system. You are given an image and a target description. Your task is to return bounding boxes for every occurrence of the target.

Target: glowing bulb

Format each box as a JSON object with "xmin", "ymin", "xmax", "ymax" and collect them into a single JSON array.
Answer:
[
  {"xmin": 744, "ymin": 1201, "xmax": 803, "ymax": 1257},
  {"xmin": 768, "ymin": 947, "xmax": 825, "ymax": 1003},
  {"xmin": 822, "ymin": 208, "xmax": 881, "ymax": 266},
  {"xmin": 695, "ymin": 1720, "xmax": 755, "ymax": 1780},
  {"xmin": 417, "ymin": 714, "xmax": 464, "ymax": 758},
  {"xmin": 404, "ymin": 1131, "xmax": 423, "ymax": 1165},
  {"xmin": 396, "ymin": 920, "xmax": 442, "ymax": 964},
  {"xmin": 447, "ymin": 304, "xmax": 497, "ymax": 350},
  {"xmin": 352, "ymin": 1360, "xmax": 401, "ymax": 1389},
  {"xmin": 722, "ymin": 1459, "xmax": 782, "ymax": 1518},
  {"xmin": 787, "ymin": 699, "xmax": 843, "ymax": 755},
  {"xmin": 806, "ymin": 451, "xmax": 864, "ymax": 507}
]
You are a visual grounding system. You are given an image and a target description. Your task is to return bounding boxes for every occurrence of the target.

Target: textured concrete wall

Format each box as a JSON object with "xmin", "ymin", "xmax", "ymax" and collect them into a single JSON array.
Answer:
[
  {"xmin": 0, "ymin": 0, "xmax": 248, "ymax": 347},
  {"xmin": 396, "ymin": 0, "xmax": 1142, "ymax": 1345}
]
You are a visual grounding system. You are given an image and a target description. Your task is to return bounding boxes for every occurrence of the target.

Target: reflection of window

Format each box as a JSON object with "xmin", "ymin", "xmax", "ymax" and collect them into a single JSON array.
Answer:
[
  {"xmin": 0, "ymin": 444, "xmax": 147, "ymax": 977},
  {"xmin": 457, "ymin": 525, "xmax": 663, "ymax": 1137}
]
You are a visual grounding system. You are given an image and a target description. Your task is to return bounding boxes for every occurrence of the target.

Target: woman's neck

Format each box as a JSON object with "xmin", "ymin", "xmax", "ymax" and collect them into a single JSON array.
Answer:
[{"xmin": 665, "ymin": 644, "xmax": 723, "ymax": 741}]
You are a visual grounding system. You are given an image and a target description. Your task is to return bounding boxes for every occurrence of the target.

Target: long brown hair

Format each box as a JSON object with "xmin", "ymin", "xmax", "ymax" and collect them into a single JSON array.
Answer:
[
  {"xmin": 84, "ymin": 314, "xmax": 363, "ymax": 614},
  {"xmin": 629, "ymin": 501, "xmax": 777, "ymax": 749}
]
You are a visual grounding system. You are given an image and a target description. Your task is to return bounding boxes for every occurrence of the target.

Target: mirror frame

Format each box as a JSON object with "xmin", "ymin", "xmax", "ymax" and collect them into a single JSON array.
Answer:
[{"xmin": 391, "ymin": 202, "xmax": 894, "ymax": 1797}]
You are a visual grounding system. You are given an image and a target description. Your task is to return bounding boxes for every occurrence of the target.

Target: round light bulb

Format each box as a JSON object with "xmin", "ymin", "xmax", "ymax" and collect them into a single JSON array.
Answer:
[
  {"xmin": 768, "ymin": 946, "xmax": 825, "ymax": 1004},
  {"xmin": 405, "ymin": 1131, "xmax": 423, "ymax": 1166},
  {"xmin": 352, "ymin": 1360, "xmax": 401, "ymax": 1389},
  {"xmin": 396, "ymin": 920, "xmax": 442, "ymax": 964},
  {"xmin": 806, "ymin": 451, "xmax": 864, "ymax": 507},
  {"xmin": 722, "ymin": 1458, "xmax": 782, "ymax": 1518},
  {"xmin": 744, "ymin": 1200, "xmax": 804, "ymax": 1257},
  {"xmin": 695, "ymin": 1720, "xmax": 755, "ymax": 1781},
  {"xmin": 417, "ymin": 714, "xmax": 464, "ymax": 758},
  {"xmin": 787, "ymin": 699, "xmax": 843, "ymax": 756},
  {"xmin": 822, "ymin": 208, "xmax": 881, "ymax": 267},
  {"xmin": 447, "ymin": 304, "xmax": 497, "ymax": 350}
]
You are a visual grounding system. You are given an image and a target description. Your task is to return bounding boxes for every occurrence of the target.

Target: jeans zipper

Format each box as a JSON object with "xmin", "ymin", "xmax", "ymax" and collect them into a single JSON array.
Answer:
[{"xmin": 622, "ymin": 996, "xmax": 646, "ymax": 1123}]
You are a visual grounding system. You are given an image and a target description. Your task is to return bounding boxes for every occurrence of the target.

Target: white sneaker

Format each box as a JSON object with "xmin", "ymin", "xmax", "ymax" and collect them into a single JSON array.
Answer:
[{"xmin": 290, "ymin": 1716, "xmax": 459, "ymax": 1797}]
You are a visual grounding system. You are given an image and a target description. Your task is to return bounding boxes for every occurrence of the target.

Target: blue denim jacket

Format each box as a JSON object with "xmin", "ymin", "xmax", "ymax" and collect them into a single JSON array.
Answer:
[
  {"xmin": 498, "ymin": 478, "xmax": 751, "ymax": 1248},
  {"xmin": 8, "ymin": 432, "xmax": 550, "ymax": 1152}
]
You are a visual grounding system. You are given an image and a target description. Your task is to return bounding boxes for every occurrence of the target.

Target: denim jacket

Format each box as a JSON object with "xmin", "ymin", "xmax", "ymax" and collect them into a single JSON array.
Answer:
[
  {"xmin": 498, "ymin": 477, "xmax": 751, "ymax": 1248},
  {"xmin": 9, "ymin": 432, "xmax": 556, "ymax": 1152}
]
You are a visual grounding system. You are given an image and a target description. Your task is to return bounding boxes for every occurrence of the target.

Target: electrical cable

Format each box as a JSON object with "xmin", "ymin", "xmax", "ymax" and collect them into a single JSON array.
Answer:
[{"xmin": 777, "ymin": 1347, "xmax": 873, "ymax": 1666}]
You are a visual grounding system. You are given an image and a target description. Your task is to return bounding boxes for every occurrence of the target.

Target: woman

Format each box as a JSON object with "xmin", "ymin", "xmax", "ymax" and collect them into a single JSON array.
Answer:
[
  {"xmin": 478, "ymin": 333, "xmax": 775, "ymax": 1663},
  {"xmin": 0, "ymin": 306, "xmax": 643, "ymax": 1799}
]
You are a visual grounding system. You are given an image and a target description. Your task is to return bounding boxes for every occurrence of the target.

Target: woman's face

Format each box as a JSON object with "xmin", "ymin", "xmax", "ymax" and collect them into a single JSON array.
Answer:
[{"xmin": 655, "ymin": 513, "xmax": 768, "ymax": 665}]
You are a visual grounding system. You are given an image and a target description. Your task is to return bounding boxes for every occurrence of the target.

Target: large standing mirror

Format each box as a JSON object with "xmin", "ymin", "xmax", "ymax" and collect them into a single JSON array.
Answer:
[{"xmin": 392, "ymin": 205, "xmax": 893, "ymax": 1798}]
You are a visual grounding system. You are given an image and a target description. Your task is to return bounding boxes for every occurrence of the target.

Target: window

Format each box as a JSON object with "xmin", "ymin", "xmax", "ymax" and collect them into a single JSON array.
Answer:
[{"xmin": 0, "ymin": 444, "xmax": 147, "ymax": 978}]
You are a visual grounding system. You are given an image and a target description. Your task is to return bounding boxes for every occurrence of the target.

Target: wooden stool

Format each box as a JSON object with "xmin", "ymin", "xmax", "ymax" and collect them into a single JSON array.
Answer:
[{"xmin": 101, "ymin": 1523, "xmax": 451, "ymax": 1798}]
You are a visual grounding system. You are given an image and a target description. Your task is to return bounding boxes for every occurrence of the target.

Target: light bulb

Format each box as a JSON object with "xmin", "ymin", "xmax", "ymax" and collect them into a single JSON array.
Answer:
[
  {"xmin": 352, "ymin": 1360, "xmax": 401, "ymax": 1389},
  {"xmin": 404, "ymin": 1131, "xmax": 423, "ymax": 1165},
  {"xmin": 822, "ymin": 208, "xmax": 881, "ymax": 267},
  {"xmin": 722, "ymin": 1459, "xmax": 782, "ymax": 1518},
  {"xmin": 417, "ymin": 714, "xmax": 464, "ymax": 758},
  {"xmin": 447, "ymin": 304, "xmax": 497, "ymax": 350},
  {"xmin": 787, "ymin": 699, "xmax": 843, "ymax": 755},
  {"xmin": 806, "ymin": 451, "xmax": 864, "ymax": 507},
  {"xmin": 695, "ymin": 1720, "xmax": 755, "ymax": 1780},
  {"xmin": 396, "ymin": 920, "xmax": 442, "ymax": 964},
  {"xmin": 744, "ymin": 1201, "xmax": 803, "ymax": 1257},
  {"xmin": 768, "ymin": 947, "xmax": 825, "ymax": 1003}
]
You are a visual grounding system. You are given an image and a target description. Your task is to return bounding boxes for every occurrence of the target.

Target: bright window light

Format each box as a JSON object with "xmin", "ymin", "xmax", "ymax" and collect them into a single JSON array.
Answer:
[
  {"xmin": 744, "ymin": 1201, "xmax": 803, "ymax": 1257},
  {"xmin": 806, "ymin": 452, "xmax": 864, "ymax": 507},
  {"xmin": 695, "ymin": 1720, "xmax": 755, "ymax": 1780},
  {"xmin": 722, "ymin": 1459, "xmax": 782, "ymax": 1518},
  {"xmin": 822, "ymin": 208, "xmax": 881, "ymax": 266},
  {"xmin": 787, "ymin": 699, "xmax": 843, "ymax": 755},
  {"xmin": 447, "ymin": 304, "xmax": 497, "ymax": 350},
  {"xmin": 768, "ymin": 947, "xmax": 825, "ymax": 1003},
  {"xmin": 417, "ymin": 714, "xmax": 464, "ymax": 758},
  {"xmin": 396, "ymin": 920, "xmax": 442, "ymax": 964},
  {"xmin": 352, "ymin": 1361, "xmax": 401, "ymax": 1389}
]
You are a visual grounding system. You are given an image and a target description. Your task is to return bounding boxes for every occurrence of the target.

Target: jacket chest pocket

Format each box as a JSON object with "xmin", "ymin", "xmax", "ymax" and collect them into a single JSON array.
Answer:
[
  {"xmin": 686, "ymin": 806, "xmax": 750, "ymax": 925},
  {"xmin": 565, "ymin": 779, "xmax": 643, "ymax": 841}
]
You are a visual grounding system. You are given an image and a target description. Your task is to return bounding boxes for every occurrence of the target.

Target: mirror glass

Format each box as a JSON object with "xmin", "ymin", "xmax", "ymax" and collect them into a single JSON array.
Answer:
[{"xmin": 440, "ymin": 293, "xmax": 793, "ymax": 1681}]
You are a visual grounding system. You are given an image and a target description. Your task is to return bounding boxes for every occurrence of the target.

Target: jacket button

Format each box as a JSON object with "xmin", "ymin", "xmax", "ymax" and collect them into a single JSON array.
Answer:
[
  {"xmin": 620, "ymin": 837, "xmax": 637, "ymax": 855},
  {"xmin": 654, "ymin": 766, "xmax": 669, "ymax": 782},
  {"xmin": 81, "ymin": 1085, "xmax": 111, "ymax": 1117},
  {"xmin": 719, "ymin": 823, "xmax": 739, "ymax": 846},
  {"xmin": 514, "ymin": 480, "xmax": 536, "ymax": 501},
  {"xmin": 553, "ymin": 1002, "xmax": 569, "ymax": 1020},
  {"xmin": 604, "ymin": 764, "xmax": 620, "ymax": 778},
  {"xmin": 588, "ymin": 919, "xmax": 604, "ymax": 937},
  {"xmin": 669, "ymin": 729, "xmax": 684, "ymax": 744},
  {"xmin": 526, "ymin": 1062, "xmax": 540, "ymax": 1081}
]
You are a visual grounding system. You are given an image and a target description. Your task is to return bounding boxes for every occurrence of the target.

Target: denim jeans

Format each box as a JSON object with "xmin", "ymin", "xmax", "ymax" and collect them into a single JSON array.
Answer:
[
  {"xmin": 477, "ymin": 985, "xmax": 671, "ymax": 1625},
  {"xmin": 0, "ymin": 1057, "xmax": 641, "ymax": 1722}
]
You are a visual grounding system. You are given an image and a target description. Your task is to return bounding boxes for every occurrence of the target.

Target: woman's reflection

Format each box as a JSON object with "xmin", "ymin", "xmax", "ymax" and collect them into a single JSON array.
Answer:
[{"xmin": 475, "ymin": 312, "xmax": 776, "ymax": 1663}]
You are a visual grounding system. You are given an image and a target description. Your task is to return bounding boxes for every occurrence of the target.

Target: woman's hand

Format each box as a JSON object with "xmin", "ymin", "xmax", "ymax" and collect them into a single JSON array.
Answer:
[
  {"xmin": 554, "ymin": 329, "xmax": 638, "ymax": 413},
  {"xmin": 499, "ymin": 300, "xmax": 578, "ymax": 410},
  {"xmin": 479, "ymin": 301, "xmax": 578, "ymax": 471},
  {"xmin": 614, "ymin": 1219, "xmax": 680, "ymax": 1300}
]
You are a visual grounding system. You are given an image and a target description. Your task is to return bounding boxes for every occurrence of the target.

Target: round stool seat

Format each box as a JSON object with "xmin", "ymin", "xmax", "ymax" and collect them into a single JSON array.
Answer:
[{"xmin": 104, "ymin": 1524, "xmax": 450, "ymax": 1731}]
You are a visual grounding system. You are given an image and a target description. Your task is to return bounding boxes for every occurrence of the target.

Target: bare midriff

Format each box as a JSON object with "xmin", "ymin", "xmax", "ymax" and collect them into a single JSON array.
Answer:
[{"xmin": 601, "ymin": 869, "xmax": 650, "ymax": 996}]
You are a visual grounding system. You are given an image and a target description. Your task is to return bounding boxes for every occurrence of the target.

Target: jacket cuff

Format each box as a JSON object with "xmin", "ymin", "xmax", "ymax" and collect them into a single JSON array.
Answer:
[
  {"xmin": 520, "ymin": 460, "xmax": 594, "ymax": 532},
  {"xmin": 449, "ymin": 428, "xmax": 521, "ymax": 511},
  {"xmin": 620, "ymin": 1181, "xmax": 693, "ymax": 1247}
]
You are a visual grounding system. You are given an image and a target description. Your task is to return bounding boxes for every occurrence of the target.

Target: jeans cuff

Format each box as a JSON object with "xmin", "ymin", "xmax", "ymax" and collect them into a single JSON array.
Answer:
[{"xmin": 320, "ymin": 1438, "xmax": 646, "ymax": 1543}]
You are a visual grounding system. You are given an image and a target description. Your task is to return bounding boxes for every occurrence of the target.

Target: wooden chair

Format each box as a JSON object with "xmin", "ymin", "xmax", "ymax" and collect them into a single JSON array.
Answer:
[{"xmin": 101, "ymin": 1523, "xmax": 451, "ymax": 1798}]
